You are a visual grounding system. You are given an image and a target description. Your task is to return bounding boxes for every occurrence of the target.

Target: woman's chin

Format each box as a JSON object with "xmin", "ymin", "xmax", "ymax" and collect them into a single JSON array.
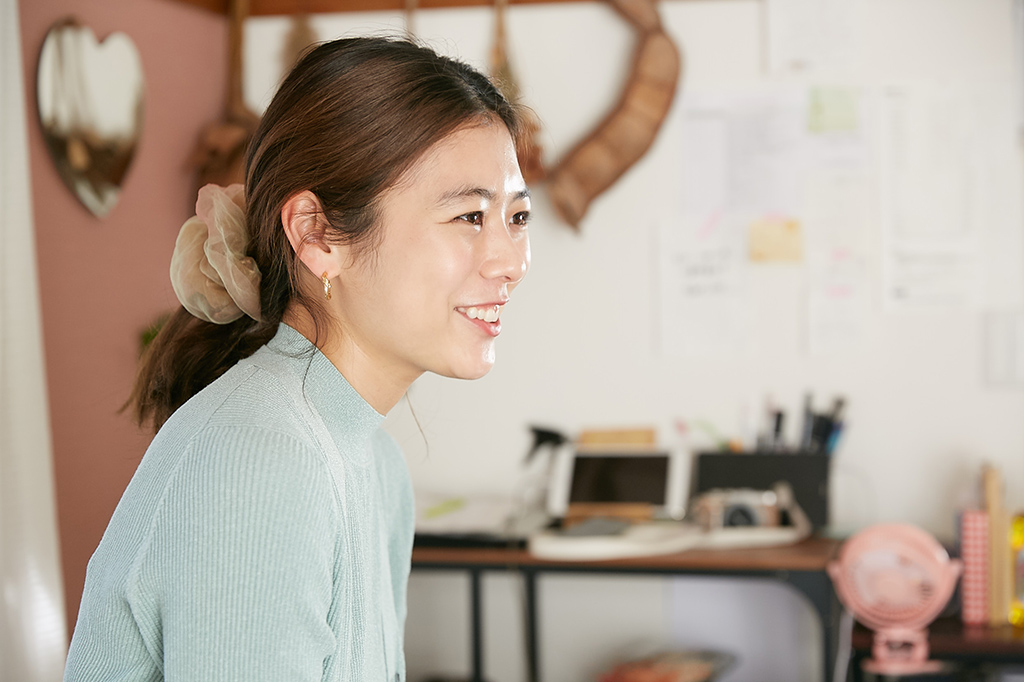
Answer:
[
  {"xmin": 446, "ymin": 365, "xmax": 494, "ymax": 381},
  {"xmin": 437, "ymin": 352, "xmax": 496, "ymax": 381}
]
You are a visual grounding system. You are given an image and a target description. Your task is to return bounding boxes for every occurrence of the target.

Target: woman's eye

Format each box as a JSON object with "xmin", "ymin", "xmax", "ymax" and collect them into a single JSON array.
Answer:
[
  {"xmin": 456, "ymin": 211, "xmax": 484, "ymax": 226},
  {"xmin": 511, "ymin": 211, "xmax": 530, "ymax": 228}
]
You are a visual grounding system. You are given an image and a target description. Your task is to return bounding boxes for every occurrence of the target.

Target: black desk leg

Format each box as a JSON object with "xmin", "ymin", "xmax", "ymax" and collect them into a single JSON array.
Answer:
[
  {"xmin": 470, "ymin": 569, "xmax": 485, "ymax": 682},
  {"xmin": 523, "ymin": 569, "xmax": 540, "ymax": 682},
  {"xmin": 784, "ymin": 570, "xmax": 839, "ymax": 682}
]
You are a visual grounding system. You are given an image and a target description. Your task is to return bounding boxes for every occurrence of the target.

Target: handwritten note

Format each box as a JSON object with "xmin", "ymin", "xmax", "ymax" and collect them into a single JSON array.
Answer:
[
  {"xmin": 878, "ymin": 85, "xmax": 986, "ymax": 310},
  {"xmin": 658, "ymin": 217, "xmax": 749, "ymax": 357}
]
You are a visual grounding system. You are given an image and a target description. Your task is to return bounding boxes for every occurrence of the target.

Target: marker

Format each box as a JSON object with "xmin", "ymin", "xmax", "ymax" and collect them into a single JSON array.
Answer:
[
  {"xmin": 825, "ymin": 422, "xmax": 844, "ymax": 455},
  {"xmin": 829, "ymin": 397, "xmax": 846, "ymax": 423},
  {"xmin": 809, "ymin": 413, "xmax": 832, "ymax": 455},
  {"xmin": 800, "ymin": 393, "xmax": 814, "ymax": 451},
  {"xmin": 759, "ymin": 395, "xmax": 777, "ymax": 451}
]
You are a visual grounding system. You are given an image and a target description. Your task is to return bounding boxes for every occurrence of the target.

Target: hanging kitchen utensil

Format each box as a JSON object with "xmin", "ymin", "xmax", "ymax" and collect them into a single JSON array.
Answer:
[
  {"xmin": 544, "ymin": 0, "xmax": 681, "ymax": 229},
  {"xmin": 489, "ymin": 0, "xmax": 545, "ymax": 184},
  {"xmin": 188, "ymin": 0, "xmax": 260, "ymax": 191}
]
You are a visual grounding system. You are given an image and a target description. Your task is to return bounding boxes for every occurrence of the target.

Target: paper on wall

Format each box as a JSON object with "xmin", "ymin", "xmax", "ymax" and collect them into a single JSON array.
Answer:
[
  {"xmin": 657, "ymin": 215, "xmax": 750, "ymax": 357},
  {"xmin": 677, "ymin": 89, "xmax": 808, "ymax": 262},
  {"xmin": 806, "ymin": 247, "xmax": 869, "ymax": 354},
  {"xmin": 670, "ymin": 87, "xmax": 872, "ymax": 354},
  {"xmin": 749, "ymin": 216, "xmax": 803, "ymax": 263},
  {"xmin": 878, "ymin": 85, "xmax": 985, "ymax": 310},
  {"xmin": 804, "ymin": 171, "xmax": 871, "ymax": 354},
  {"xmin": 724, "ymin": 89, "xmax": 808, "ymax": 219},
  {"xmin": 802, "ymin": 88, "xmax": 872, "ymax": 352},
  {"xmin": 661, "ymin": 93, "xmax": 764, "ymax": 356},
  {"xmin": 766, "ymin": 0, "xmax": 858, "ymax": 75}
]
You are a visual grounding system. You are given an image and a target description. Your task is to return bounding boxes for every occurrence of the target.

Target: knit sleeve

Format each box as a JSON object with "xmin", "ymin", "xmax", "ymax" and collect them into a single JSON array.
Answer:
[{"xmin": 127, "ymin": 426, "xmax": 339, "ymax": 681}]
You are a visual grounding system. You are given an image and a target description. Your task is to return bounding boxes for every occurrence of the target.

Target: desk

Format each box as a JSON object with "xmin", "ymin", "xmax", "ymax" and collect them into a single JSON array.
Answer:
[{"xmin": 411, "ymin": 536, "xmax": 841, "ymax": 682}]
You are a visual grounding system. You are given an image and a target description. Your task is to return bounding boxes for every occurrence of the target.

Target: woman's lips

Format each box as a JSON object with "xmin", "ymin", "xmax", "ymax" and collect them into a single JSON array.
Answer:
[{"xmin": 456, "ymin": 304, "xmax": 503, "ymax": 337}]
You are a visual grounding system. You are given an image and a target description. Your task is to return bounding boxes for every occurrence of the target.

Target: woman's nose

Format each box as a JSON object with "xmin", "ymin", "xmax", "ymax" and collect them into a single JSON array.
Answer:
[{"xmin": 482, "ymin": 221, "xmax": 530, "ymax": 283}]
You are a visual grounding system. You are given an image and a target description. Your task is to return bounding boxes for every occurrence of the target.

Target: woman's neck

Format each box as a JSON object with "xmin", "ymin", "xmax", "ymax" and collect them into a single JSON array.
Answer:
[{"xmin": 281, "ymin": 304, "xmax": 417, "ymax": 414}]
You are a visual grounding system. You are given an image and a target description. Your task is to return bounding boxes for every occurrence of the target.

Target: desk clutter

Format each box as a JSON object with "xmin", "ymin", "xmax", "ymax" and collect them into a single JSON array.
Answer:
[
  {"xmin": 597, "ymin": 650, "xmax": 735, "ymax": 682},
  {"xmin": 424, "ymin": 650, "xmax": 735, "ymax": 682},
  {"xmin": 827, "ymin": 463, "xmax": 1024, "ymax": 681},
  {"xmin": 415, "ymin": 423, "xmax": 834, "ymax": 561},
  {"xmin": 956, "ymin": 464, "xmax": 1024, "ymax": 629}
]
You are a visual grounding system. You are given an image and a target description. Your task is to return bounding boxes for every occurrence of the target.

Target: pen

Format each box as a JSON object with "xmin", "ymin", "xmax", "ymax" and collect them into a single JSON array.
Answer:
[
  {"xmin": 800, "ymin": 392, "xmax": 814, "ymax": 451},
  {"xmin": 809, "ymin": 413, "xmax": 832, "ymax": 455},
  {"xmin": 773, "ymin": 410, "xmax": 785, "ymax": 450},
  {"xmin": 824, "ymin": 397, "xmax": 845, "ymax": 455},
  {"xmin": 829, "ymin": 397, "xmax": 845, "ymax": 423},
  {"xmin": 825, "ymin": 421, "xmax": 843, "ymax": 455}
]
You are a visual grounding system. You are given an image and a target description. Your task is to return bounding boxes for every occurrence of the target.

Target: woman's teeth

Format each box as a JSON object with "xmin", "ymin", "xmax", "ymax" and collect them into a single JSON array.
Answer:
[{"xmin": 463, "ymin": 306, "xmax": 500, "ymax": 323}]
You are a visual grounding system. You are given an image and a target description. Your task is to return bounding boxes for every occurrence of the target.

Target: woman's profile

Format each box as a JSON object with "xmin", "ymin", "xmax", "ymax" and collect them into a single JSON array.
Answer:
[{"xmin": 63, "ymin": 36, "xmax": 530, "ymax": 681}]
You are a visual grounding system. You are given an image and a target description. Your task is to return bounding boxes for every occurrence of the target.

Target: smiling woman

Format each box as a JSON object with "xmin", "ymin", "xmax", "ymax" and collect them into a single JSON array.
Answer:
[
  {"xmin": 62, "ymin": 37, "xmax": 528, "ymax": 682},
  {"xmin": 283, "ymin": 122, "xmax": 531, "ymax": 410}
]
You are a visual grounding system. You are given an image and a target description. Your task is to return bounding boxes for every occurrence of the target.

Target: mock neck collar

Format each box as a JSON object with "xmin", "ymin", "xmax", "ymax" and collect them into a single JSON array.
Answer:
[{"xmin": 264, "ymin": 323, "xmax": 385, "ymax": 449}]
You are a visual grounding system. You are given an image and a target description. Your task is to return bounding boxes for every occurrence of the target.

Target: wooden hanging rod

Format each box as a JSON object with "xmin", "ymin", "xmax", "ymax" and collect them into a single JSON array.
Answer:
[{"xmin": 172, "ymin": 0, "xmax": 574, "ymax": 13}]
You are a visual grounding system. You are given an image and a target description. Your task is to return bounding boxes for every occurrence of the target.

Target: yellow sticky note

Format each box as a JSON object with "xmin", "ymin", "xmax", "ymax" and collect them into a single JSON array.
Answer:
[
  {"xmin": 808, "ymin": 87, "xmax": 859, "ymax": 134},
  {"xmin": 748, "ymin": 216, "xmax": 803, "ymax": 263}
]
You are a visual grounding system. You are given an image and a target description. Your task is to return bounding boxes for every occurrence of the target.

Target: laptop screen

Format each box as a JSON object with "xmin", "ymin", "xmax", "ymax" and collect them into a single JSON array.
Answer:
[{"xmin": 569, "ymin": 454, "xmax": 670, "ymax": 505}]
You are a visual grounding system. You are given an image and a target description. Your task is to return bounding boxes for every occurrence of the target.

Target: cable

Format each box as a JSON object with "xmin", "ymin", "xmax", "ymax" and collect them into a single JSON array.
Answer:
[{"xmin": 832, "ymin": 608, "xmax": 855, "ymax": 682}]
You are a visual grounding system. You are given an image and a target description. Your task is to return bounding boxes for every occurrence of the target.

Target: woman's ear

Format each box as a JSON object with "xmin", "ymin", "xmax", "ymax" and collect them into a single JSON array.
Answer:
[{"xmin": 281, "ymin": 190, "xmax": 337, "ymax": 279}]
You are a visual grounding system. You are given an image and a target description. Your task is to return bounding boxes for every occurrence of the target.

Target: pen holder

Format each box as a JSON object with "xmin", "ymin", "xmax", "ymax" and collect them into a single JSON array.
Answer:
[{"xmin": 690, "ymin": 452, "xmax": 831, "ymax": 530}]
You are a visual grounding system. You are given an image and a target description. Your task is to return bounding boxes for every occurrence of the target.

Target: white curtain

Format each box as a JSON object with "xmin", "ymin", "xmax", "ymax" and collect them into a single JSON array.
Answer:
[{"xmin": 0, "ymin": 0, "xmax": 69, "ymax": 679}]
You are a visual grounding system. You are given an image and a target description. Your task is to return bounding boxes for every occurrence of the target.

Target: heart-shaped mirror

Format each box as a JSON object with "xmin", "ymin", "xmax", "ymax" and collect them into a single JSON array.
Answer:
[{"xmin": 36, "ymin": 19, "xmax": 144, "ymax": 218}]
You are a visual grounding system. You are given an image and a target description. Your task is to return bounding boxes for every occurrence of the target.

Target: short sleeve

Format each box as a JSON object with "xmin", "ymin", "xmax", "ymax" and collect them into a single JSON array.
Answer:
[{"xmin": 128, "ymin": 426, "xmax": 339, "ymax": 681}]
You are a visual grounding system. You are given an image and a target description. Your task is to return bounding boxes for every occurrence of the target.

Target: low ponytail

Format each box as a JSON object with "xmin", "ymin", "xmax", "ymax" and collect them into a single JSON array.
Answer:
[
  {"xmin": 128, "ymin": 181, "xmax": 287, "ymax": 430},
  {"xmin": 127, "ymin": 310, "xmax": 275, "ymax": 430}
]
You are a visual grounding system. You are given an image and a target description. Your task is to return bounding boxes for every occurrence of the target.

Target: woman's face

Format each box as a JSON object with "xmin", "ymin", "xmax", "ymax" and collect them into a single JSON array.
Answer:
[{"xmin": 332, "ymin": 121, "xmax": 531, "ymax": 388}]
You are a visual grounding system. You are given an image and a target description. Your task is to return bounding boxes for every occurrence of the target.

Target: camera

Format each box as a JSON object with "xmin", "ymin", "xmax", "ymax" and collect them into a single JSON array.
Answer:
[{"xmin": 690, "ymin": 487, "xmax": 781, "ymax": 530}]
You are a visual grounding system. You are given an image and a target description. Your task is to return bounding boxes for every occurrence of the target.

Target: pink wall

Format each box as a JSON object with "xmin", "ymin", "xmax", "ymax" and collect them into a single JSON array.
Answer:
[{"xmin": 18, "ymin": 0, "xmax": 227, "ymax": 635}]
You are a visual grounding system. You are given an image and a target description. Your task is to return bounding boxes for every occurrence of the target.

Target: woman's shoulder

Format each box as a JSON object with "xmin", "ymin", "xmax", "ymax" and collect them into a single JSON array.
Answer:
[
  {"xmin": 153, "ymin": 352, "xmax": 319, "ymax": 457},
  {"xmin": 133, "ymin": 365, "xmax": 338, "ymax": 537},
  {"xmin": 101, "ymin": 356, "xmax": 338, "ymax": 580}
]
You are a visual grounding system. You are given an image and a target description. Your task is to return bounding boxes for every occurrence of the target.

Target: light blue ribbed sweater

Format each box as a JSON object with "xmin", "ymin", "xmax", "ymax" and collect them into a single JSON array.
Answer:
[{"xmin": 63, "ymin": 324, "xmax": 415, "ymax": 682}]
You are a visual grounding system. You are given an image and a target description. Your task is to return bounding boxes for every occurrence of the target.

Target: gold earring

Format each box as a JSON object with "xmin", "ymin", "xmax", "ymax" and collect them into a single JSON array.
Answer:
[{"xmin": 322, "ymin": 272, "xmax": 332, "ymax": 300}]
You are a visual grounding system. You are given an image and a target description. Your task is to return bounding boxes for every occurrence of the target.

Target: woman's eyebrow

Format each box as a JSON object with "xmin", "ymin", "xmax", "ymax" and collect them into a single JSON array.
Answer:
[
  {"xmin": 435, "ymin": 185, "xmax": 493, "ymax": 206},
  {"xmin": 435, "ymin": 185, "xmax": 531, "ymax": 207}
]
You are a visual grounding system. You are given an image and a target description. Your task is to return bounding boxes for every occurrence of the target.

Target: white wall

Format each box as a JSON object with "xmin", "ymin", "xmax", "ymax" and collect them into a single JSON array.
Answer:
[{"xmin": 246, "ymin": 2, "xmax": 1023, "ymax": 680}]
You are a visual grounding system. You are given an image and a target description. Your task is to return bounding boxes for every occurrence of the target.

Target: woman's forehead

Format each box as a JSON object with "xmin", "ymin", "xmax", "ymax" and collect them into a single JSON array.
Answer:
[{"xmin": 391, "ymin": 123, "xmax": 524, "ymax": 203}]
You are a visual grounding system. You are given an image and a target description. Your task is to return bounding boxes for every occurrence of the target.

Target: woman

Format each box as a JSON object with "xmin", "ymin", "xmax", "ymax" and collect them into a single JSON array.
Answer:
[{"xmin": 63, "ymin": 37, "xmax": 531, "ymax": 682}]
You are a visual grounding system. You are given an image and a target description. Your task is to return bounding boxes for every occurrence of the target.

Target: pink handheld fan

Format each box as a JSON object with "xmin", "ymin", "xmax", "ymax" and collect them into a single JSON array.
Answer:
[{"xmin": 828, "ymin": 523, "xmax": 963, "ymax": 676}]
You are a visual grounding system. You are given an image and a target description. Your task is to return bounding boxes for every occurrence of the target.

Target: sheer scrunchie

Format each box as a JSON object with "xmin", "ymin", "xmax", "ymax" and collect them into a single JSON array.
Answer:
[{"xmin": 170, "ymin": 183, "xmax": 262, "ymax": 324}]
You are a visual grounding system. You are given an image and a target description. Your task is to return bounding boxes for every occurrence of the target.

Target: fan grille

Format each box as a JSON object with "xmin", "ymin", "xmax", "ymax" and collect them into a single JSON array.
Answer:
[{"xmin": 832, "ymin": 525, "xmax": 958, "ymax": 631}]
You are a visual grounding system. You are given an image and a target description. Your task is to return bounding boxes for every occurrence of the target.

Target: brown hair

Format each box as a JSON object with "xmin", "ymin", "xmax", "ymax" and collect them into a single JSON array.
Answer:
[{"xmin": 129, "ymin": 36, "xmax": 524, "ymax": 429}]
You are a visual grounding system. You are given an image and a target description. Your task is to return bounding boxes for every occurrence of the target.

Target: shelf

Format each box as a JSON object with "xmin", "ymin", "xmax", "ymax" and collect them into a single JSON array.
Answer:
[
  {"xmin": 853, "ymin": 617, "xmax": 1024, "ymax": 662},
  {"xmin": 171, "ymin": 0, "xmax": 591, "ymax": 14},
  {"xmin": 171, "ymin": 0, "xmax": 734, "ymax": 14}
]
